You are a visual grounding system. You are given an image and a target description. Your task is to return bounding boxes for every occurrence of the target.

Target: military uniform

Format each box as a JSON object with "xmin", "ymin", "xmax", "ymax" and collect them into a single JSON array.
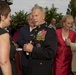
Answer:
[{"xmin": 28, "ymin": 23, "xmax": 57, "ymax": 75}]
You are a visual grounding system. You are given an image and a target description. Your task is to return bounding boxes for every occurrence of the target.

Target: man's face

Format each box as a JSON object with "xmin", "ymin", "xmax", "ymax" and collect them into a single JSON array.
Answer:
[
  {"xmin": 32, "ymin": 9, "xmax": 45, "ymax": 26},
  {"xmin": 28, "ymin": 15, "xmax": 34, "ymax": 27},
  {"xmin": 51, "ymin": 18, "xmax": 56, "ymax": 25}
]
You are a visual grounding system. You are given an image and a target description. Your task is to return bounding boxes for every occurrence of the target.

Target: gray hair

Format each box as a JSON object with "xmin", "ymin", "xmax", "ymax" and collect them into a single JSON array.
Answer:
[{"xmin": 31, "ymin": 4, "xmax": 45, "ymax": 15}]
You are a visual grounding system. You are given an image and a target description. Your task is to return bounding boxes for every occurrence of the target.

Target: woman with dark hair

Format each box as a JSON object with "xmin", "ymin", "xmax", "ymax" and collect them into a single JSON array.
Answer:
[{"xmin": 0, "ymin": 1, "xmax": 16, "ymax": 75}]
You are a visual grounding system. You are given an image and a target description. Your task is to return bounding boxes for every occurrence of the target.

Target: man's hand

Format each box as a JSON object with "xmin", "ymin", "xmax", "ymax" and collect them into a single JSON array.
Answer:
[{"xmin": 23, "ymin": 41, "xmax": 33, "ymax": 52}]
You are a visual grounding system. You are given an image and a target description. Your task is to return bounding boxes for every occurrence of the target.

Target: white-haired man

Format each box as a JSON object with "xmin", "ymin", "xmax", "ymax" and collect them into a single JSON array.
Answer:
[{"xmin": 23, "ymin": 5, "xmax": 57, "ymax": 75}]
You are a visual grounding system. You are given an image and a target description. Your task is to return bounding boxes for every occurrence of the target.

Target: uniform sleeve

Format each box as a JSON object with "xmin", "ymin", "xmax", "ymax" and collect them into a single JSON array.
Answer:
[
  {"xmin": 32, "ymin": 28, "xmax": 58, "ymax": 60},
  {"xmin": 17, "ymin": 29, "xmax": 27, "ymax": 48}
]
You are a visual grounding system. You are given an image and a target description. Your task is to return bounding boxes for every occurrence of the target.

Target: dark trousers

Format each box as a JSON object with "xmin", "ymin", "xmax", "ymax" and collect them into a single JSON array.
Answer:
[{"xmin": 22, "ymin": 66, "xmax": 28, "ymax": 75}]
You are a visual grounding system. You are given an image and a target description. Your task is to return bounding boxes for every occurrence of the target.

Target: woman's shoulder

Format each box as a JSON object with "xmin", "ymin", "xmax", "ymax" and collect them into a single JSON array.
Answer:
[
  {"xmin": 70, "ymin": 29, "xmax": 76, "ymax": 35},
  {"xmin": 0, "ymin": 28, "xmax": 8, "ymax": 35},
  {"xmin": 70, "ymin": 29, "xmax": 75, "ymax": 33}
]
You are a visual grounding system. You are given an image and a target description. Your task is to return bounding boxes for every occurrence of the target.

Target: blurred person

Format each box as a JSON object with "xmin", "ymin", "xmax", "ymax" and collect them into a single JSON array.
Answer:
[
  {"xmin": 56, "ymin": 23, "xmax": 63, "ymax": 29},
  {"xmin": 23, "ymin": 5, "xmax": 57, "ymax": 75},
  {"xmin": 13, "ymin": 26, "xmax": 22, "ymax": 75},
  {"xmin": 66, "ymin": 38, "xmax": 76, "ymax": 75},
  {"xmin": 53, "ymin": 15, "xmax": 76, "ymax": 75},
  {"xmin": 71, "ymin": 17, "xmax": 76, "ymax": 32},
  {"xmin": 69, "ymin": 16, "xmax": 76, "ymax": 75},
  {"xmin": 48, "ymin": 18, "xmax": 56, "ymax": 30},
  {"xmin": 0, "ymin": 1, "xmax": 17, "ymax": 75},
  {"xmin": 66, "ymin": 39, "xmax": 76, "ymax": 51},
  {"xmin": 17, "ymin": 13, "xmax": 35, "ymax": 75}
]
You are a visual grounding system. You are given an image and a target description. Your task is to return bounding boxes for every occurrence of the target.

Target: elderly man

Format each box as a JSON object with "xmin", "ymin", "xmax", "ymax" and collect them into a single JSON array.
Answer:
[
  {"xmin": 17, "ymin": 13, "xmax": 35, "ymax": 75},
  {"xmin": 23, "ymin": 5, "xmax": 57, "ymax": 75}
]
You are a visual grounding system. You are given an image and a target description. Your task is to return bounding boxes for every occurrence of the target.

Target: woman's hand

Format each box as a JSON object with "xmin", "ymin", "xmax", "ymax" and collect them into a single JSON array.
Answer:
[{"xmin": 65, "ymin": 39, "xmax": 71, "ymax": 46}]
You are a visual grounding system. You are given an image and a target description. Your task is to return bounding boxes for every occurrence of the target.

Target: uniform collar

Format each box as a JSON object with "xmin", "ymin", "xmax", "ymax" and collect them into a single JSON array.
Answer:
[{"xmin": 37, "ymin": 22, "xmax": 47, "ymax": 29}]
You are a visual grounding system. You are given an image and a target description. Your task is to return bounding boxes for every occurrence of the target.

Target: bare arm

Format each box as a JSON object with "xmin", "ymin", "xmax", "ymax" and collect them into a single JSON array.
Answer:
[
  {"xmin": 66, "ymin": 39, "xmax": 76, "ymax": 51},
  {"xmin": 0, "ymin": 33, "xmax": 12, "ymax": 75},
  {"xmin": 70, "ymin": 43, "xmax": 76, "ymax": 51}
]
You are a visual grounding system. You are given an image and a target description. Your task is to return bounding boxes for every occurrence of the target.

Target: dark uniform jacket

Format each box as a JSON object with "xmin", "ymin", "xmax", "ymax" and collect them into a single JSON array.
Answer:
[
  {"xmin": 17, "ymin": 25, "xmax": 30, "ymax": 66},
  {"xmin": 28, "ymin": 22, "xmax": 57, "ymax": 75}
]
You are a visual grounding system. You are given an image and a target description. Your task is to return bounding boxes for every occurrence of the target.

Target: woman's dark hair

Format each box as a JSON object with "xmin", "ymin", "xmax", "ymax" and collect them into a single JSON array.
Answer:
[{"xmin": 0, "ymin": 1, "xmax": 11, "ymax": 21}]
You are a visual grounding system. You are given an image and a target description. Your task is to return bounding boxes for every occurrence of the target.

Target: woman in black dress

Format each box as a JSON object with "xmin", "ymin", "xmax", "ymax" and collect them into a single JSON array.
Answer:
[{"xmin": 0, "ymin": 1, "xmax": 16, "ymax": 75}]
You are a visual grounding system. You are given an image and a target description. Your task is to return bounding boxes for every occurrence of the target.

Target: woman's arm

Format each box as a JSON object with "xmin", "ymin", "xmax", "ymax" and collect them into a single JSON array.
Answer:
[
  {"xmin": 70, "ymin": 43, "xmax": 76, "ymax": 51},
  {"xmin": 0, "ymin": 33, "xmax": 12, "ymax": 75}
]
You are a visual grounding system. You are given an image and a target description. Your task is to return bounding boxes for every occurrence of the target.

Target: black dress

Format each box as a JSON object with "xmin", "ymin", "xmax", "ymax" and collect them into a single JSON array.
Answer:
[{"xmin": 0, "ymin": 28, "xmax": 17, "ymax": 75}]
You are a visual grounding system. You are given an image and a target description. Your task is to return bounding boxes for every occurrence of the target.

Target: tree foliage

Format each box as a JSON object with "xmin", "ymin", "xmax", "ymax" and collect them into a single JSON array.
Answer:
[
  {"xmin": 66, "ymin": 0, "xmax": 76, "ymax": 18},
  {"xmin": 11, "ymin": 4, "xmax": 63, "ymax": 28},
  {"xmin": 45, "ymin": 4, "xmax": 63, "ymax": 25},
  {"xmin": 11, "ymin": 10, "xmax": 28, "ymax": 28}
]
